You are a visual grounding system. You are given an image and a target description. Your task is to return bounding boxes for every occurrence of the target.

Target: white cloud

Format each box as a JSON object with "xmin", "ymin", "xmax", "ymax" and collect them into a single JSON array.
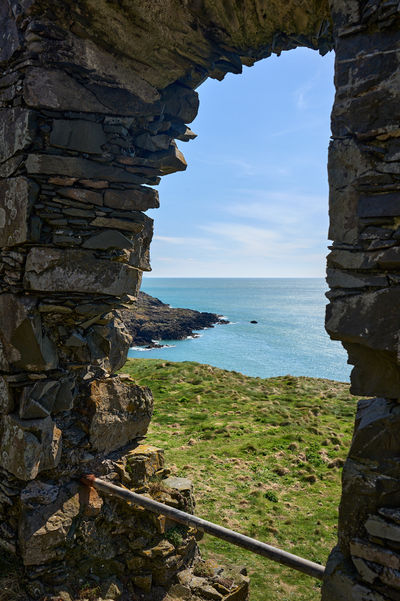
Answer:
[
  {"xmin": 153, "ymin": 235, "xmax": 218, "ymax": 251},
  {"xmin": 192, "ymin": 154, "xmax": 290, "ymax": 177},
  {"xmin": 201, "ymin": 222, "xmax": 313, "ymax": 258},
  {"xmin": 227, "ymin": 190, "xmax": 326, "ymax": 226},
  {"xmin": 293, "ymin": 68, "xmax": 325, "ymax": 111}
]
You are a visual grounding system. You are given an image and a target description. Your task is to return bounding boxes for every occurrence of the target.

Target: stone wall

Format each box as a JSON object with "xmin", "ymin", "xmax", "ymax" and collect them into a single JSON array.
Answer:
[
  {"xmin": 322, "ymin": 4, "xmax": 400, "ymax": 599},
  {"xmin": 1, "ymin": 0, "xmax": 400, "ymax": 599},
  {"xmin": 0, "ymin": 3, "xmax": 250, "ymax": 599}
]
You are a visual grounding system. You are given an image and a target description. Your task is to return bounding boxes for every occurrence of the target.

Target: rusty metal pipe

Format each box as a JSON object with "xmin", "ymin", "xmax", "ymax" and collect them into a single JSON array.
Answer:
[{"xmin": 81, "ymin": 475, "xmax": 325, "ymax": 580}]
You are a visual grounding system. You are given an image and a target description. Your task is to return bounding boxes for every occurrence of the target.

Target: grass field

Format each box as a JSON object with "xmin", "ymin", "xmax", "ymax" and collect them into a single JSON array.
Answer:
[{"xmin": 122, "ymin": 358, "xmax": 358, "ymax": 601}]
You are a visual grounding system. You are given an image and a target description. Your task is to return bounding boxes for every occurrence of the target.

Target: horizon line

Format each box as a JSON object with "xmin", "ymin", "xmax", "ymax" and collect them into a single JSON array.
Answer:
[{"xmin": 142, "ymin": 275, "xmax": 326, "ymax": 279}]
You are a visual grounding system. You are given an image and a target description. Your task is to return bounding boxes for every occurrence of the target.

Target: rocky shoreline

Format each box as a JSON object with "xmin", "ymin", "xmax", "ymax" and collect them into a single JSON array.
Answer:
[{"xmin": 120, "ymin": 291, "xmax": 228, "ymax": 347}]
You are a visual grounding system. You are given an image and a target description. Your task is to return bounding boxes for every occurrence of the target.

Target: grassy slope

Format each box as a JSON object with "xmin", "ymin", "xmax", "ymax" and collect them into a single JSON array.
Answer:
[{"xmin": 122, "ymin": 359, "xmax": 358, "ymax": 601}]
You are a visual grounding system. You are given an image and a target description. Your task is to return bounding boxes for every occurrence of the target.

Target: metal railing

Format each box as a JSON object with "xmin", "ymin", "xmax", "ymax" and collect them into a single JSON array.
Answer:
[{"xmin": 81, "ymin": 474, "xmax": 325, "ymax": 580}]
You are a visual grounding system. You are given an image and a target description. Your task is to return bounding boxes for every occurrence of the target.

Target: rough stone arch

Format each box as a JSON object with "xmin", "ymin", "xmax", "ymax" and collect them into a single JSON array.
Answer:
[{"xmin": 0, "ymin": 1, "xmax": 400, "ymax": 599}]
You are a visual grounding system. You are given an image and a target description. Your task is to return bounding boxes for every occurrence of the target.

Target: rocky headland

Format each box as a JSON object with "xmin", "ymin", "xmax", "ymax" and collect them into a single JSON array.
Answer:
[{"xmin": 120, "ymin": 291, "xmax": 228, "ymax": 347}]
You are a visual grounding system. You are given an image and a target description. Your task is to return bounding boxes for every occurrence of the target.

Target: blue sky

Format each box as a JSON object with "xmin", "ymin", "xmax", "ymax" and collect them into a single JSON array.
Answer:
[{"xmin": 147, "ymin": 47, "xmax": 335, "ymax": 278}]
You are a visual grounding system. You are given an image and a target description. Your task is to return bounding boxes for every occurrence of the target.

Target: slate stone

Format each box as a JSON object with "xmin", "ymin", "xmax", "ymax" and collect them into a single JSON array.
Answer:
[
  {"xmin": 24, "ymin": 248, "xmax": 142, "ymax": 296},
  {"xmin": 90, "ymin": 216, "xmax": 145, "ymax": 233},
  {"xmin": 326, "ymin": 287, "xmax": 400, "ymax": 352},
  {"xmin": 105, "ymin": 316, "xmax": 133, "ymax": 372},
  {"xmin": 162, "ymin": 476, "xmax": 193, "ymax": 493},
  {"xmin": 60, "ymin": 30, "xmax": 160, "ymax": 103},
  {"xmin": 0, "ymin": 414, "xmax": 62, "ymax": 480},
  {"xmin": 322, "ymin": 548, "xmax": 387, "ymax": 601},
  {"xmin": 379, "ymin": 508, "xmax": 400, "ymax": 526},
  {"xmin": 328, "ymin": 138, "xmax": 372, "ymax": 244},
  {"xmin": 64, "ymin": 332, "xmax": 86, "ymax": 347},
  {"xmin": 25, "ymin": 154, "xmax": 150, "ymax": 184},
  {"xmin": 50, "ymin": 120, "xmax": 107, "ymax": 155},
  {"xmin": 0, "ymin": 177, "xmax": 39, "ymax": 247},
  {"xmin": 376, "ymin": 246, "xmax": 400, "ymax": 269},
  {"xmin": 82, "ymin": 230, "xmax": 133, "ymax": 250},
  {"xmin": 365, "ymin": 516, "xmax": 400, "ymax": 542},
  {"xmin": 334, "ymin": 29, "xmax": 399, "ymax": 63},
  {"xmin": 0, "ymin": 155, "xmax": 23, "ymax": 178},
  {"xmin": 0, "ymin": 2, "xmax": 21, "ymax": 63},
  {"xmin": 82, "ymin": 80, "xmax": 161, "ymax": 116},
  {"xmin": 167, "ymin": 121, "xmax": 197, "ymax": 141},
  {"xmin": 19, "ymin": 483, "xmax": 80, "ymax": 565},
  {"xmin": 351, "ymin": 556, "xmax": 378, "ymax": 584},
  {"xmin": 161, "ymin": 83, "xmax": 199, "ymax": 123},
  {"xmin": 20, "ymin": 481, "xmax": 60, "ymax": 507},
  {"xmin": 24, "ymin": 67, "xmax": 160, "ymax": 116},
  {"xmin": 88, "ymin": 376, "xmax": 153, "ymax": 453},
  {"xmin": 348, "ymin": 398, "xmax": 400, "ymax": 462},
  {"xmin": 344, "ymin": 342, "xmax": 400, "ymax": 398},
  {"xmin": 63, "ymin": 207, "xmax": 94, "ymax": 218},
  {"xmin": 150, "ymin": 144, "xmax": 187, "ymax": 175},
  {"xmin": 53, "ymin": 380, "xmax": 74, "ymax": 413},
  {"xmin": 327, "ymin": 249, "xmax": 378, "ymax": 271},
  {"xmin": 359, "ymin": 193, "xmax": 400, "ymax": 218},
  {"xmin": 128, "ymin": 226, "xmax": 153, "ymax": 271},
  {"xmin": 326, "ymin": 268, "xmax": 388, "ymax": 289},
  {"xmin": 19, "ymin": 381, "xmax": 61, "ymax": 419},
  {"xmin": 0, "ymin": 376, "xmax": 14, "ymax": 414},
  {"xmin": 0, "ymin": 294, "xmax": 58, "ymax": 372},
  {"xmin": 79, "ymin": 179, "xmax": 109, "ymax": 189},
  {"xmin": 104, "ymin": 187, "xmax": 159, "ymax": 211},
  {"xmin": 58, "ymin": 187, "xmax": 103, "ymax": 206},
  {"xmin": 0, "ymin": 109, "xmax": 35, "ymax": 163},
  {"xmin": 333, "ymin": 82, "xmax": 400, "ymax": 137},
  {"xmin": 24, "ymin": 68, "xmax": 107, "ymax": 113},
  {"xmin": 335, "ymin": 51, "xmax": 400, "ymax": 98},
  {"xmin": 350, "ymin": 538, "xmax": 400, "ymax": 570},
  {"xmin": 377, "ymin": 565, "xmax": 400, "ymax": 593},
  {"xmin": 48, "ymin": 177, "xmax": 77, "ymax": 186},
  {"xmin": 135, "ymin": 133, "xmax": 171, "ymax": 151}
]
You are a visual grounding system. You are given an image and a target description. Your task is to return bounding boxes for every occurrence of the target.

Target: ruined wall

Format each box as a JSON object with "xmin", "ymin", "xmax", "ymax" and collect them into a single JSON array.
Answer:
[
  {"xmin": 322, "ymin": 2, "xmax": 400, "ymax": 599},
  {"xmin": 1, "ymin": 0, "xmax": 400, "ymax": 600},
  {"xmin": 0, "ymin": 4, "xmax": 202, "ymax": 599}
]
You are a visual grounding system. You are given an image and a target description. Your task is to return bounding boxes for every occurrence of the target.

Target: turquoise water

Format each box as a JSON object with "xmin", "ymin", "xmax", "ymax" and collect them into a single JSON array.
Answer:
[{"xmin": 128, "ymin": 278, "xmax": 351, "ymax": 382}]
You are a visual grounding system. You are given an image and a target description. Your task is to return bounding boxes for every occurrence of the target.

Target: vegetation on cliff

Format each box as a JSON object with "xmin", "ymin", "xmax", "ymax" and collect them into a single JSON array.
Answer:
[{"xmin": 123, "ymin": 358, "xmax": 358, "ymax": 601}]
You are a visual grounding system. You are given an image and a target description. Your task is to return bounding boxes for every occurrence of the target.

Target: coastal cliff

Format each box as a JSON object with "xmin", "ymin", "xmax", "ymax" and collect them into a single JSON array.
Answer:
[{"xmin": 120, "ymin": 291, "xmax": 228, "ymax": 347}]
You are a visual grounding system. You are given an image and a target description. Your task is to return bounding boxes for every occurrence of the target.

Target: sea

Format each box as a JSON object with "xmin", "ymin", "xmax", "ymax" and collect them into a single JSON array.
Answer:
[{"xmin": 128, "ymin": 278, "xmax": 351, "ymax": 383}]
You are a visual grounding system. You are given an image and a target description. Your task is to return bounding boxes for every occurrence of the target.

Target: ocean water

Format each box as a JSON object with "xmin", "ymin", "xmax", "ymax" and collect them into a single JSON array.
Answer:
[{"xmin": 128, "ymin": 278, "xmax": 351, "ymax": 382}]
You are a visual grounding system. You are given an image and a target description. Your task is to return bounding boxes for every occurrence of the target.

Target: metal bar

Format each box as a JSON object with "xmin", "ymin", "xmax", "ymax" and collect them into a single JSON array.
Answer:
[{"xmin": 81, "ymin": 474, "xmax": 325, "ymax": 580}]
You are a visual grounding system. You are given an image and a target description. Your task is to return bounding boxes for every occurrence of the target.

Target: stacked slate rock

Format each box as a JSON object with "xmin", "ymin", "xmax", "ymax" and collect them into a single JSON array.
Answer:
[
  {"xmin": 0, "ymin": 4, "xmax": 251, "ymax": 600},
  {"xmin": 0, "ymin": 7, "xmax": 207, "ymax": 601},
  {"xmin": 322, "ymin": 2, "xmax": 400, "ymax": 600}
]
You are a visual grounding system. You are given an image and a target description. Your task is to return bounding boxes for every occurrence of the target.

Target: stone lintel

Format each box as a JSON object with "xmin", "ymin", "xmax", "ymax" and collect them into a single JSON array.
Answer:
[{"xmin": 23, "ymin": 247, "xmax": 142, "ymax": 296}]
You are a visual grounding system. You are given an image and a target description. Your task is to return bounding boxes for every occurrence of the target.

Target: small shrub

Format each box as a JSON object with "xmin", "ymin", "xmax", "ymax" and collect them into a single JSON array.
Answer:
[
  {"xmin": 165, "ymin": 525, "xmax": 187, "ymax": 547},
  {"xmin": 78, "ymin": 585, "xmax": 101, "ymax": 600},
  {"xmin": 192, "ymin": 558, "xmax": 214, "ymax": 578},
  {"xmin": 306, "ymin": 442, "xmax": 324, "ymax": 468},
  {"xmin": 264, "ymin": 490, "xmax": 278, "ymax": 503}
]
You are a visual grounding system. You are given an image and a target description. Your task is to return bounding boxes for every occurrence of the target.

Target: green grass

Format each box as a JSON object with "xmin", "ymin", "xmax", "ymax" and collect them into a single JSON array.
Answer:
[{"xmin": 122, "ymin": 359, "xmax": 358, "ymax": 601}]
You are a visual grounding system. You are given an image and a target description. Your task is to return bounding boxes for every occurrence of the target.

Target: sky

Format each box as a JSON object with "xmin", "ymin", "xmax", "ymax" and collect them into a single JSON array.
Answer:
[{"xmin": 146, "ymin": 47, "xmax": 336, "ymax": 278}]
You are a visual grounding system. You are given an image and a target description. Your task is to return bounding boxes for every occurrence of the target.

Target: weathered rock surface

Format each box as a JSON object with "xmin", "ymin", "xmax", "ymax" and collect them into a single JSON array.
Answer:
[
  {"xmin": 121, "ymin": 291, "xmax": 228, "ymax": 347},
  {"xmin": 0, "ymin": 294, "xmax": 58, "ymax": 371},
  {"xmin": 24, "ymin": 248, "xmax": 142, "ymax": 297},
  {"xmin": 88, "ymin": 375, "xmax": 153, "ymax": 453},
  {"xmin": 0, "ymin": 414, "xmax": 62, "ymax": 480},
  {"xmin": 0, "ymin": 177, "xmax": 38, "ymax": 247},
  {"xmin": 19, "ymin": 483, "xmax": 81, "ymax": 565}
]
